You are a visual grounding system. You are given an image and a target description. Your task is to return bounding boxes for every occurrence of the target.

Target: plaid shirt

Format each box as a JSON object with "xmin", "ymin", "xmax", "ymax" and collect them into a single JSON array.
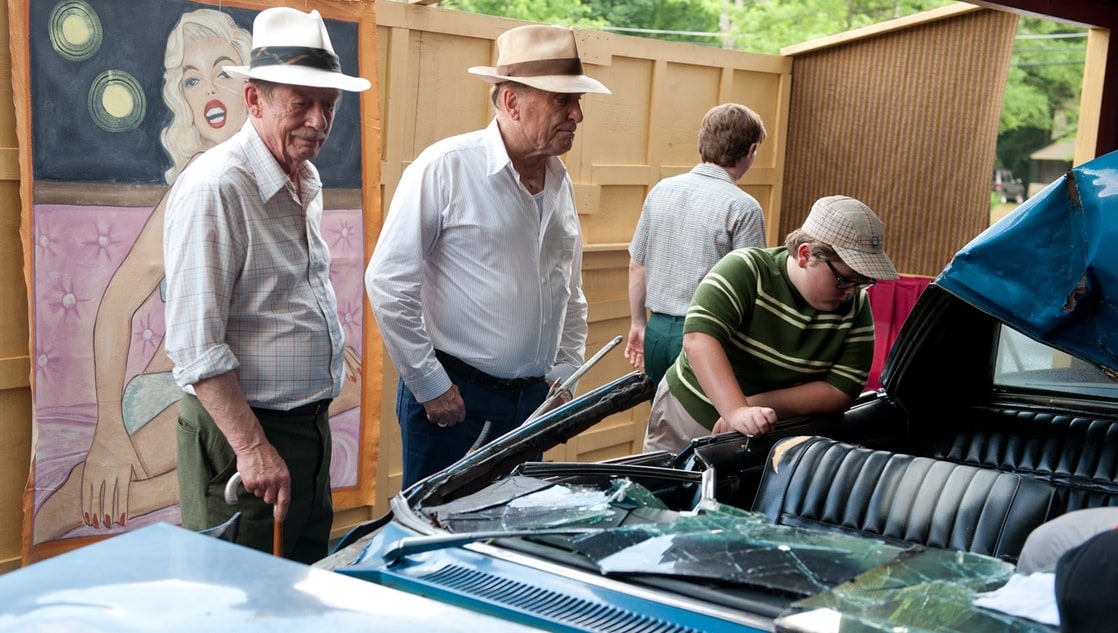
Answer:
[
  {"xmin": 163, "ymin": 122, "xmax": 345, "ymax": 410},
  {"xmin": 629, "ymin": 163, "xmax": 766, "ymax": 316}
]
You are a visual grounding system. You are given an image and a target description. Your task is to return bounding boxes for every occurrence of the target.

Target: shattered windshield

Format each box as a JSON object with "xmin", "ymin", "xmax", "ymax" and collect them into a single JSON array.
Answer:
[
  {"xmin": 418, "ymin": 476, "xmax": 1045, "ymax": 632},
  {"xmin": 779, "ymin": 547, "xmax": 1052, "ymax": 632},
  {"xmin": 425, "ymin": 477, "xmax": 899, "ymax": 595}
]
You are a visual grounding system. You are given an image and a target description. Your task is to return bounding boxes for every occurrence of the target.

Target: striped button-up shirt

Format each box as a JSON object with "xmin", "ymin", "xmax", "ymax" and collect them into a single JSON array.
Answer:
[
  {"xmin": 629, "ymin": 163, "xmax": 766, "ymax": 316},
  {"xmin": 163, "ymin": 122, "xmax": 345, "ymax": 410},
  {"xmin": 365, "ymin": 118, "xmax": 587, "ymax": 404}
]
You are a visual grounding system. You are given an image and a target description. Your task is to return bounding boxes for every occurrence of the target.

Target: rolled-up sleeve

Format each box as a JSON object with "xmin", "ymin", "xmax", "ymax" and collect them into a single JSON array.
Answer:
[{"xmin": 163, "ymin": 176, "xmax": 244, "ymax": 388}]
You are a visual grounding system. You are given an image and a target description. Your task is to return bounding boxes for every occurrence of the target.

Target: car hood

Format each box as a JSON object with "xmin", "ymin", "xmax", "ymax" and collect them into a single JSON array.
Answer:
[
  {"xmin": 404, "ymin": 372, "xmax": 655, "ymax": 507},
  {"xmin": 937, "ymin": 149, "xmax": 1118, "ymax": 375}
]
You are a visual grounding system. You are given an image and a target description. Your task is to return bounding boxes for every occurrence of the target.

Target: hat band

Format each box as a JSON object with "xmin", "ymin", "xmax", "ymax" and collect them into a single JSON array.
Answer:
[
  {"xmin": 250, "ymin": 46, "xmax": 341, "ymax": 73},
  {"xmin": 496, "ymin": 57, "xmax": 585, "ymax": 78}
]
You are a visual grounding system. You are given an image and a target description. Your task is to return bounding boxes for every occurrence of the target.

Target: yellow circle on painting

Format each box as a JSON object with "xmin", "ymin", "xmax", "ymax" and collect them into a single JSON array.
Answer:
[
  {"xmin": 49, "ymin": 0, "xmax": 102, "ymax": 61},
  {"xmin": 88, "ymin": 70, "xmax": 146, "ymax": 132},
  {"xmin": 101, "ymin": 84, "xmax": 134, "ymax": 118},
  {"xmin": 61, "ymin": 14, "xmax": 91, "ymax": 47}
]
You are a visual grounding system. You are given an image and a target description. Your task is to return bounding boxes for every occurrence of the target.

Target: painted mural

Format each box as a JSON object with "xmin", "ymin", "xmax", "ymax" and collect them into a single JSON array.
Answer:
[{"xmin": 24, "ymin": 0, "xmax": 370, "ymax": 555}]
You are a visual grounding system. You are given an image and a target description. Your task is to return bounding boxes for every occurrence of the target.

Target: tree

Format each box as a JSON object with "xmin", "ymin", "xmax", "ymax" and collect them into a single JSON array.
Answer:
[
  {"xmin": 438, "ymin": 0, "xmax": 604, "ymax": 28},
  {"xmin": 437, "ymin": 0, "xmax": 1084, "ymax": 184},
  {"xmin": 998, "ymin": 17, "xmax": 1086, "ymax": 179},
  {"xmin": 720, "ymin": 0, "xmax": 954, "ymax": 54},
  {"xmin": 583, "ymin": 0, "xmax": 722, "ymax": 46}
]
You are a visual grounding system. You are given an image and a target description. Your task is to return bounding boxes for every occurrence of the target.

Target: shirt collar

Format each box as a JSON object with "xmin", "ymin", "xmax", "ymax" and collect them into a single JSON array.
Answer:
[
  {"xmin": 483, "ymin": 118, "xmax": 514, "ymax": 179},
  {"xmin": 691, "ymin": 162, "xmax": 737, "ymax": 185},
  {"xmin": 482, "ymin": 117, "xmax": 564, "ymax": 186},
  {"xmin": 238, "ymin": 121, "xmax": 322, "ymax": 204}
]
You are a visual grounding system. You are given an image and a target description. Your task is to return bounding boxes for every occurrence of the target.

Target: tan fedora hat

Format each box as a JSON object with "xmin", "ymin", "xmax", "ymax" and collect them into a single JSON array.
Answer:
[
  {"xmin": 468, "ymin": 24, "xmax": 610, "ymax": 94},
  {"xmin": 225, "ymin": 7, "xmax": 370, "ymax": 93}
]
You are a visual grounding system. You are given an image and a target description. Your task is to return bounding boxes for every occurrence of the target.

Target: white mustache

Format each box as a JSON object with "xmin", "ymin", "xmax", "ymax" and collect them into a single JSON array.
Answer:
[{"xmin": 293, "ymin": 130, "xmax": 327, "ymax": 142}]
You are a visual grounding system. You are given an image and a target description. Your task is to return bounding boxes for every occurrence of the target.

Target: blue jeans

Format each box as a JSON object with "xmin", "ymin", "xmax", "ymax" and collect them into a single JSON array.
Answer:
[{"xmin": 396, "ymin": 365, "xmax": 549, "ymax": 488}]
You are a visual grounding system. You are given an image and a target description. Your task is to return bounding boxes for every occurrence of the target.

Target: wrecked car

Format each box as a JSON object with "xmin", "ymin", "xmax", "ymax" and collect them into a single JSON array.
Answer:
[{"xmin": 318, "ymin": 152, "xmax": 1118, "ymax": 632}]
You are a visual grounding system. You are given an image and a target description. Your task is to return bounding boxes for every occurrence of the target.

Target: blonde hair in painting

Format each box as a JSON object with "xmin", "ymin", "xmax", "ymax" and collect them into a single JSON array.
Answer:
[{"xmin": 160, "ymin": 9, "xmax": 251, "ymax": 184}]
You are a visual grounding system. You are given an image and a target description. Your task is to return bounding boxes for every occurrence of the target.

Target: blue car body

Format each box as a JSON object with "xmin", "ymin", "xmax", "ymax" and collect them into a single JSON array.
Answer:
[{"xmin": 322, "ymin": 156, "xmax": 1118, "ymax": 632}]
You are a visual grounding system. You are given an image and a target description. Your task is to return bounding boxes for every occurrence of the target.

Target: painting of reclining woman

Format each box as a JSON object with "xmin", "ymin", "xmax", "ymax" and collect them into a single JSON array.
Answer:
[{"xmin": 23, "ymin": 0, "xmax": 371, "ymax": 558}]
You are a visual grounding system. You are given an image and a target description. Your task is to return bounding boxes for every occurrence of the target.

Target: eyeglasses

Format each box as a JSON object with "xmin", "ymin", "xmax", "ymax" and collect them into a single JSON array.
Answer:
[{"xmin": 823, "ymin": 259, "xmax": 876, "ymax": 290}]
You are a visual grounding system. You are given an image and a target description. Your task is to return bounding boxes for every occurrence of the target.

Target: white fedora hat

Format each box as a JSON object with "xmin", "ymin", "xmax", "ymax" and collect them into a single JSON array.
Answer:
[
  {"xmin": 224, "ymin": 7, "xmax": 370, "ymax": 93},
  {"xmin": 468, "ymin": 24, "xmax": 610, "ymax": 94}
]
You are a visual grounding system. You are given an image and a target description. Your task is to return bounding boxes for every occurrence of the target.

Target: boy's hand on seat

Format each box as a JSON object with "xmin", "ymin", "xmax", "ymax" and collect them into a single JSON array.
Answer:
[{"xmin": 716, "ymin": 406, "xmax": 777, "ymax": 436}]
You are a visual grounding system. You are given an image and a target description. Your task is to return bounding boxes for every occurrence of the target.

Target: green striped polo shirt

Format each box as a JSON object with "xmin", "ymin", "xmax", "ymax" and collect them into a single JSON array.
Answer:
[{"xmin": 665, "ymin": 246, "xmax": 875, "ymax": 429}]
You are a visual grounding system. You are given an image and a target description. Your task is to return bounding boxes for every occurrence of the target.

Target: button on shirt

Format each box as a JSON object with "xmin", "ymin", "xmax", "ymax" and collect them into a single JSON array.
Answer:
[
  {"xmin": 366, "ymin": 119, "xmax": 588, "ymax": 404},
  {"xmin": 629, "ymin": 163, "xmax": 766, "ymax": 316},
  {"xmin": 163, "ymin": 122, "xmax": 345, "ymax": 410}
]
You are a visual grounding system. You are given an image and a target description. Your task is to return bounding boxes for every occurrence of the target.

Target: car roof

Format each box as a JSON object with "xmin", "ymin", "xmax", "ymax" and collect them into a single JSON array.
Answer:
[{"xmin": 941, "ymin": 150, "xmax": 1118, "ymax": 374}]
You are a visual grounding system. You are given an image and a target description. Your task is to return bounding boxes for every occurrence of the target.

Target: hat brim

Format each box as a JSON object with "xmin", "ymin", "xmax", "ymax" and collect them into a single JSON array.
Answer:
[
  {"xmin": 225, "ymin": 65, "xmax": 371, "ymax": 93},
  {"xmin": 833, "ymin": 246, "xmax": 899, "ymax": 281},
  {"xmin": 467, "ymin": 67, "xmax": 610, "ymax": 94}
]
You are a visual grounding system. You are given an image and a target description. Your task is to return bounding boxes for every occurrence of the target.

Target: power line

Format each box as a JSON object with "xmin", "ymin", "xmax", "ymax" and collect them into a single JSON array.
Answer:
[
  {"xmin": 1015, "ymin": 32, "xmax": 1088, "ymax": 40},
  {"xmin": 600, "ymin": 25, "xmax": 723, "ymax": 38},
  {"xmin": 1012, "ymin": 60, "xmax": 1086, "ymax": 68}
]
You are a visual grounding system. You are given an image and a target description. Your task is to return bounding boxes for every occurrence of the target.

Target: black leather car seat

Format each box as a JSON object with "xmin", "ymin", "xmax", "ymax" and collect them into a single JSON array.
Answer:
[
  {"xmin": 752, "ymin": 435, "xmax": 1059, "ymax": 561},
  {"xmin": 927, "ymin": 406, "xmax": 1118, "ymax": 512}
]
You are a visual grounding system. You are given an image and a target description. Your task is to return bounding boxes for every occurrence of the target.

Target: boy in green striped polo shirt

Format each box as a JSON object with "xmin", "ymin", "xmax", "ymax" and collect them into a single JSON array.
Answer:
[{"xmin": 643, "ymin": 195, "xmax": 898, "ymax": 453}]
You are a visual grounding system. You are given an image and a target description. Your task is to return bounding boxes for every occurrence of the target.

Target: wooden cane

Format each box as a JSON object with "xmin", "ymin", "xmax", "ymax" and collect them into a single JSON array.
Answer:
[
  {"xmin": 226, "ymin": 472, "xmax": 284, "ymax": 557},
  {"xmin": 273, "ymin": 512, "xmax": 283, "ymax": 557},
  {"xmin": 272, "ymin": 516, "xmax": 283, "ymax": 561}
]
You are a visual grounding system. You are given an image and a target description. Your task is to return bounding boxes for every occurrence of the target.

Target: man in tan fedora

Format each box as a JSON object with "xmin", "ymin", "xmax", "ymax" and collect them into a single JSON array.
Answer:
[
  {"xmin": 163, "ymin": 7, "xmax": 369, "ymax": 562},
  {"xmin": 366, "ymin": 24, "xmax": 610, "ymax": 487}
]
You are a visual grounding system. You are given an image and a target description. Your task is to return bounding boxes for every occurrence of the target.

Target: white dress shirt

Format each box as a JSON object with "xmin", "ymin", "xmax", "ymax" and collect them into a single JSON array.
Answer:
[
  {"xmin": 366, "ymin": 119, "xmax": 587, "ymax": 403},
  {"xmin": 163, "ymin": 122, "xmax": 345, "ymax": 410}
]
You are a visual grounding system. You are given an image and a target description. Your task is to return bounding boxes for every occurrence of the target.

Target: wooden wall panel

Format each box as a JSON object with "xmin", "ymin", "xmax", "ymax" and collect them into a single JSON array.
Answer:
[
  {"xmin": 584, "ymin": 56, "xmax": 653, "ymax": 167},
  {"xmin": 0, "ymin": 390, "xmax": 31, "ymax": 573},
  {"xmin": 780, "ymin": 5, "xmax": 1018, "ymax": 277},
  {"xmin": 585, "ymin": 185, "xmax": 646, "ymax": 244},
  {"xmin": 406, "ymin": 31, "xmax": 494, "ymax": 153},
  {"xmin": 0, "ymin": 0, "xmax": 30, "ymax": 572},
  {"xmin": 658, "ymin": 63, "xmax": 723, "ymax": 168}
]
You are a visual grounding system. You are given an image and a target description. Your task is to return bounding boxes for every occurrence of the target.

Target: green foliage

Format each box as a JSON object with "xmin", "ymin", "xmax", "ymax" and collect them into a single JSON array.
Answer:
[
  {"xmin": 438, "ymin": 0, "xmax": 604, "ymax": 28},
  {"xmin": 583, "ymin": 0, "xmax": 722, "ymax": 46},
  {"xmin": 994, "ymin": 17, "xmax": 1086, "ymax": 180},
  {"xmin": 1000, "ymin": 66, "xmax": 1053, "ymax": 132},
  {"xmin": 725, "ymin": 0, "xmax": 860, "ymax": 55},
  {"xmin": 1008, "ymin": 18, "xmax": 1086, "ymax": 136},
  {"xmin": 437, "ymin": 0, "xmax": 1085, "ymax": 178},
  {"xmin": 723, "ymin": 0, "xmax": 955, "ymax": 54}
]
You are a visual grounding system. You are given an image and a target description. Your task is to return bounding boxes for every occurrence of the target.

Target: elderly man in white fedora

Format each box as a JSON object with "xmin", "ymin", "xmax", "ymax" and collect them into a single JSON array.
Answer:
[
  {"xmin": 366, "ymin": 24, "xmax": 611, "ymax": 487},
  {"xmin": 163, "ymin": 6, "xmax": 369, "ymax": 563}
]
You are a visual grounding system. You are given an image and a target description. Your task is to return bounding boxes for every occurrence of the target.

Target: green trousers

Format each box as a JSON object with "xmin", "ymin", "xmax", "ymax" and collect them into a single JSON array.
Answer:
[
  {"xmin": 176, "ymin": 393, "xmax": 333, "ymax": 564},
  {"xmin": 644, "ymin": 312, "xmax": 686, "ymax": 386}
]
